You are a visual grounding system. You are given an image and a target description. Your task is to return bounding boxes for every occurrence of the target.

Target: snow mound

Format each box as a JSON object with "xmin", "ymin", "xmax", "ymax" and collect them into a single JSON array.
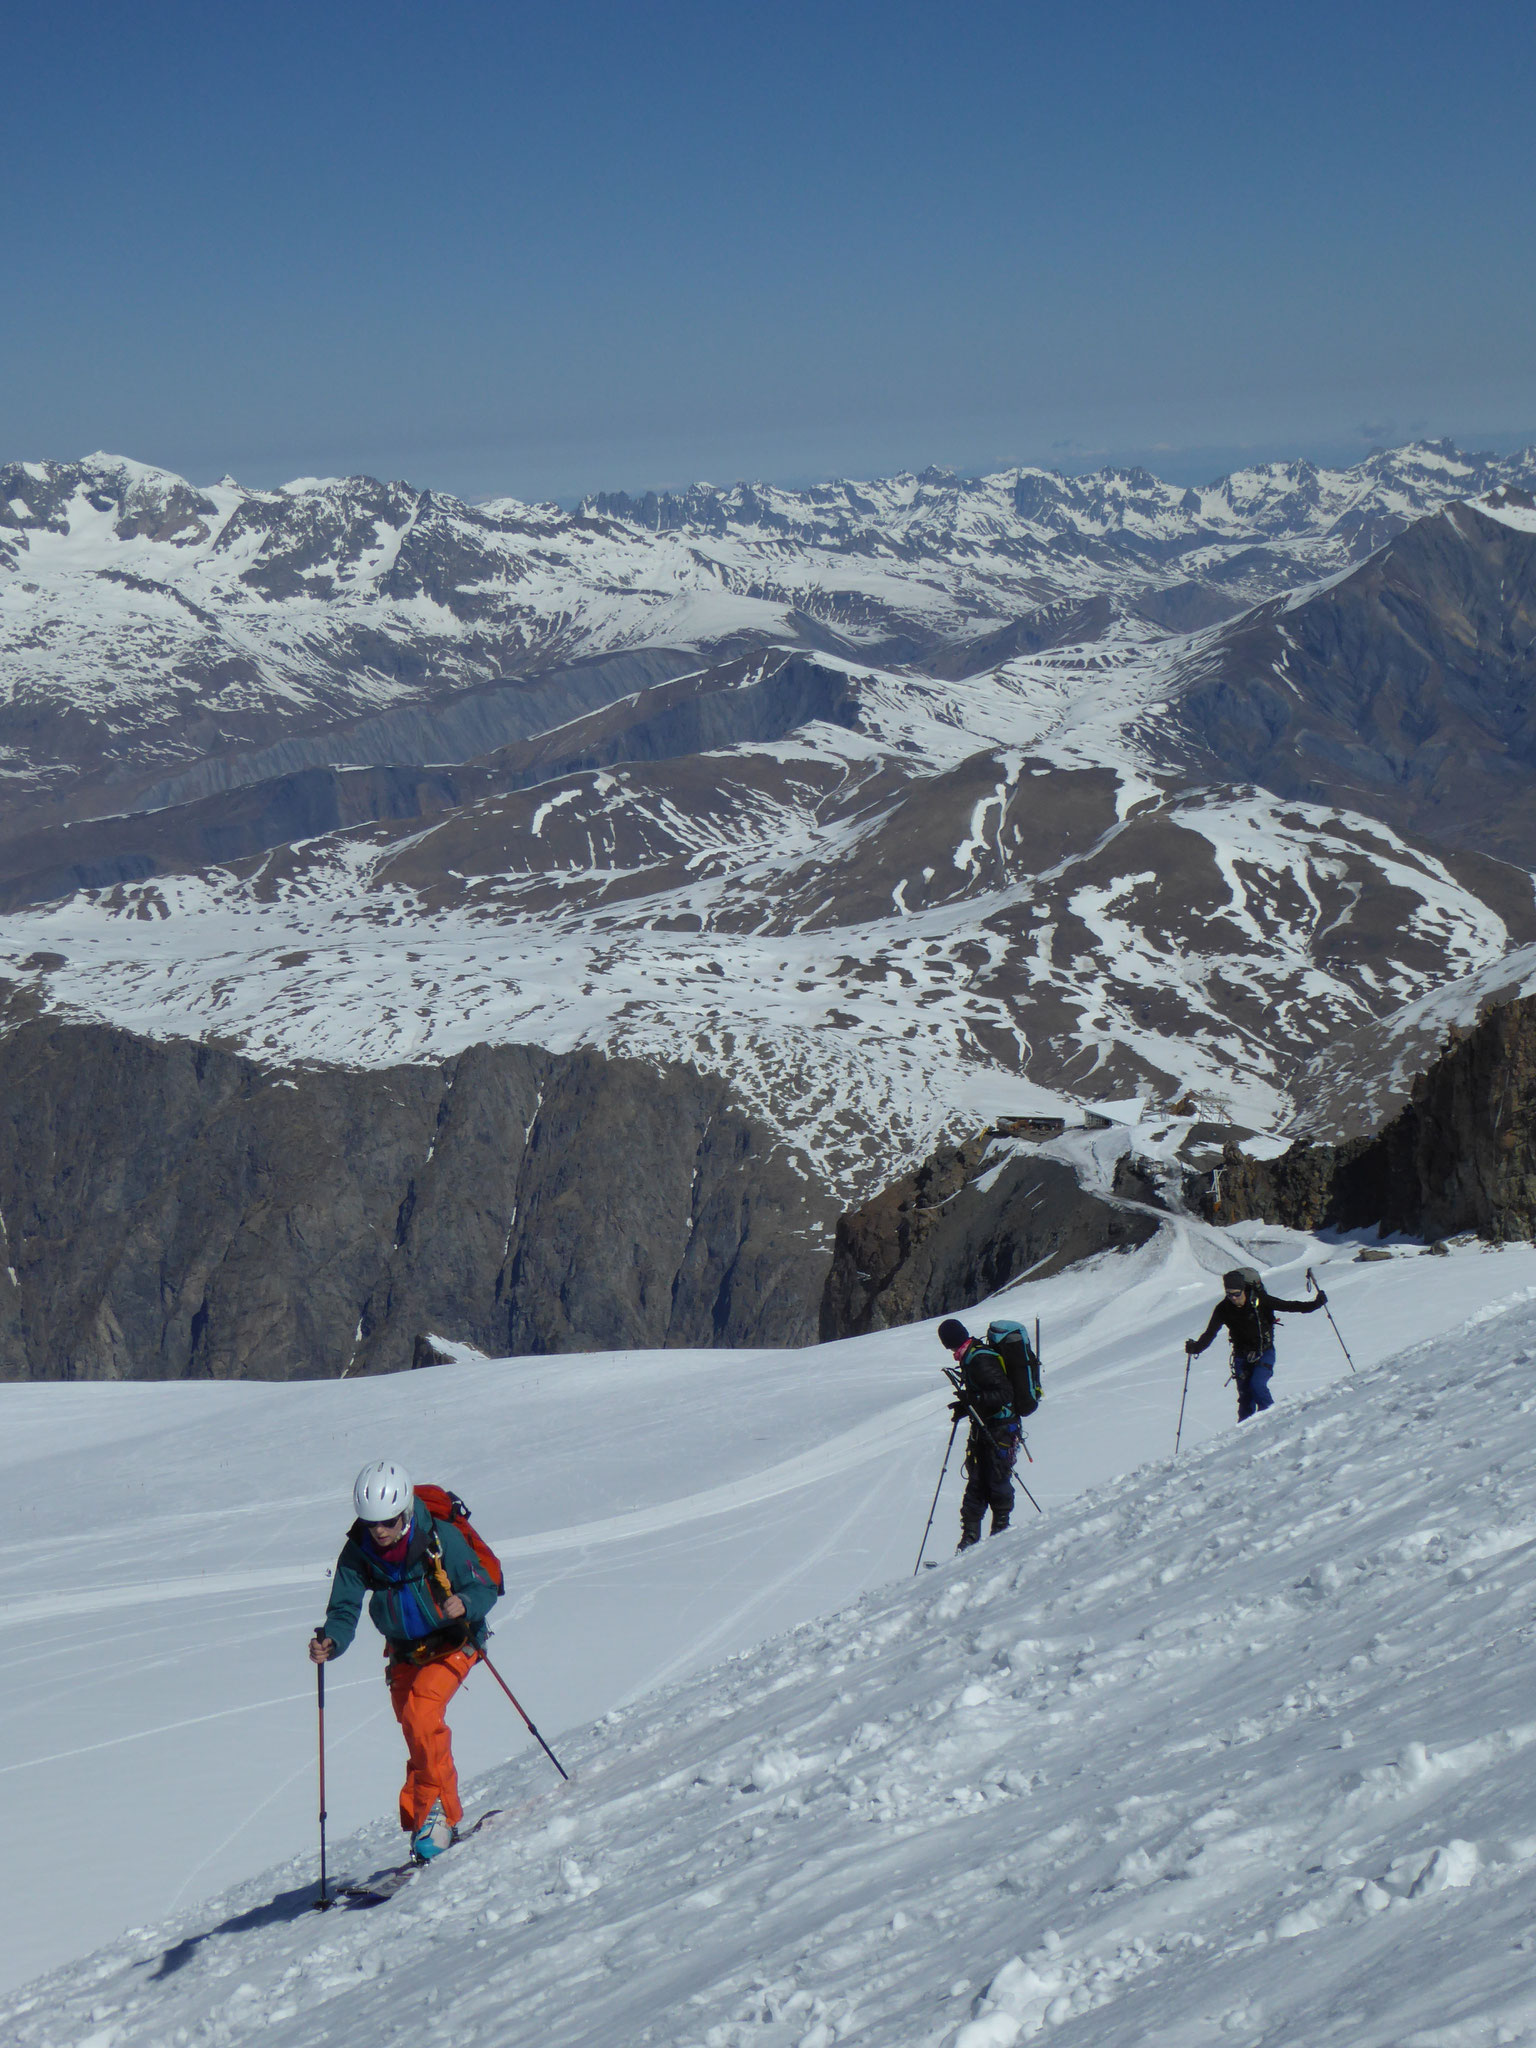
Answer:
[{"xmin": 8, "ymin": 1277, "xmax": 1536, "ymax": 2045}]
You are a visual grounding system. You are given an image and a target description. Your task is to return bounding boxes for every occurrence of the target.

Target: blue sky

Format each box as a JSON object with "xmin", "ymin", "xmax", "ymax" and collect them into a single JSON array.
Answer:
[{"xmin": 4, "ymin": 0, "xmax": 1532, "ymax": 501}]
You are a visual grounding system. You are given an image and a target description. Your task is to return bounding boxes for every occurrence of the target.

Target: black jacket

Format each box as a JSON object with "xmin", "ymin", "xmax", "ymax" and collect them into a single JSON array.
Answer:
[
  {"xmin": 956, "ymin": 1338, "xmax": 1015, "ymax": 1422},
  {"xmin": 1190, "ymin": 1287, "xmax": 1320, "ymax": 1360}
]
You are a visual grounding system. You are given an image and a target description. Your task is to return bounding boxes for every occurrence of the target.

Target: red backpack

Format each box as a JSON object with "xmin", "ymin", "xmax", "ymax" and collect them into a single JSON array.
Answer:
[{"xmin": 415, "ymin": 1485, "xmax": 505, "ymax": 1595}]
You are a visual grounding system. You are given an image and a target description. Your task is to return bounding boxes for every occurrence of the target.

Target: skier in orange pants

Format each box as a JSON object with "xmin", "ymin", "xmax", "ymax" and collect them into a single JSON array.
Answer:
[{"xmin": 310, "ymin": 1461, "xmax": 500, "ymax": 1862}]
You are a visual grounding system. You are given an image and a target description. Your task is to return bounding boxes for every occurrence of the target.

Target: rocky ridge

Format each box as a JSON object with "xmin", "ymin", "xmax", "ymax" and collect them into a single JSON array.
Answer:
[
  {"xmin": 1167, "ymin": 493, "xmax": 1536, "ymax": 864},
  {"xmin": 1196, "ymin": 992, "xmax": 1536, "ymax": 1244},
  {"xmin": 819, "ymin": 1123, "xmax": 1158, "ymax": 1338}
]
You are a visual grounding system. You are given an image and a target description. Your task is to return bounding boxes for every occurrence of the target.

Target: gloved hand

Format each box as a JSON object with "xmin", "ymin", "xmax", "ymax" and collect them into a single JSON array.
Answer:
[
  {"xmin": 1314, "ymin": 1290, "xmax": 1327, "ymax": 1306},
  {"xmin": 948, "ymin": 1397, "xmax": 969, "ymax": 1421},
  {"xmin": 1184, "ymin": 1338, "xmax": 1199, "ymax": 1355}
]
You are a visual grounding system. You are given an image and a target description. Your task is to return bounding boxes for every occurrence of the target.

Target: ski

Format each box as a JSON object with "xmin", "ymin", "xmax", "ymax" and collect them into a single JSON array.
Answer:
[
  {"xmin": 335, "ymin": 1807, "xmax": 506, "ymax": 1908},
  {"xmin": 336, "ymin": 1861, "xmax": 418, "ymax": 1908}
]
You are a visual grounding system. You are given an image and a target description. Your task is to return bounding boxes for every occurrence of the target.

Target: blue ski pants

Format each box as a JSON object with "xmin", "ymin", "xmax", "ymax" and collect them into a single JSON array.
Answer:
[{"xmin": 1235, "ymin": 1349, "xmax": 1276, "ymax": 1421}]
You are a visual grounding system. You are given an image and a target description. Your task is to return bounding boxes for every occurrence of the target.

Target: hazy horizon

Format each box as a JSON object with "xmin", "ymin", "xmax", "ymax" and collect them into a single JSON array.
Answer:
[{"xmin": 5, "ymin": 2, "xmax": 1532, "ymax": 506}]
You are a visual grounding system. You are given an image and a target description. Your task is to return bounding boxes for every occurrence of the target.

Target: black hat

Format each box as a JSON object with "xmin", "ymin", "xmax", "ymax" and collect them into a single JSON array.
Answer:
[
  {"xmin": 937, "ymin": 1318, "xmax": 970, "ymax": 1348},
  {"xmin": 1222, "ymin": 1270, "xmax": 1248, "ymax": 1292}
]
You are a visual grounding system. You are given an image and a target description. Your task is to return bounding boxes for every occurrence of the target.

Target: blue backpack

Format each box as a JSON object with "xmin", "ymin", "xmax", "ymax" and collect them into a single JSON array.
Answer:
[{"xmin": 986, "ymin": 1319, "xmax": 1042, "ymax": 1417}]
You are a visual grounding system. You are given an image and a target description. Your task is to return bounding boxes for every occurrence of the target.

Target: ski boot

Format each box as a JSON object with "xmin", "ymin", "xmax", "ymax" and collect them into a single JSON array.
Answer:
[{"xmin": 411, "ymin": 1801, "xmax": 455, "ymax": 1863}]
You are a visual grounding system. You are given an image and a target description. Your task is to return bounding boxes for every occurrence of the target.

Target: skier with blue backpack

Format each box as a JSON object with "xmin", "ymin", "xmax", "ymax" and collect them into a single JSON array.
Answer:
[{"xmin": 936, "ymin": 1317, "xmax": 1042, "ymax": 1550}]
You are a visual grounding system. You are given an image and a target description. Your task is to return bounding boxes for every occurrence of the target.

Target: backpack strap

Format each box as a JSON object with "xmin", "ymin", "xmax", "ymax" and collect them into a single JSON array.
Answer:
[{"xmin": 423, "ymin": 1524, "xmax": 454, "ymax": 1603}]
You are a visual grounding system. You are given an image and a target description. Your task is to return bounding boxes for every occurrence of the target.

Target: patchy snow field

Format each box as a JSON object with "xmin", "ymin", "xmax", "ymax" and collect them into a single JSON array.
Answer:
[
  {"xmin": 8, "ymin": 446, "xmax": 1532, "ymax": 749},
  {"xmin": 2, "ymin": 666, "xmax": 1515, "ymax": 1192},
  {"xmin": 4, "ymin": 1224, "xmax": 1536, "ymax": 2045}
]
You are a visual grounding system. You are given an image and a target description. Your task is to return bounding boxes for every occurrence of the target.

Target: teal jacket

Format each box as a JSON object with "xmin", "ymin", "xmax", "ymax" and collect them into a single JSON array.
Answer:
[{"xmin": 321, "ymin": 1499, "xmax": 499, "ymax": 1659}]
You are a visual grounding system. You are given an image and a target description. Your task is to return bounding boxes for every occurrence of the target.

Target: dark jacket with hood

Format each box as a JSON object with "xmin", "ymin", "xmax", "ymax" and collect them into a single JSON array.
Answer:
[
  {"xmin": 1190, "ymin": 1285, "xmax": 1320, "ymax": 1361},
  {"xmin": 321, "ymin": 1497, "xmax": 499, "ymax": 1660}
]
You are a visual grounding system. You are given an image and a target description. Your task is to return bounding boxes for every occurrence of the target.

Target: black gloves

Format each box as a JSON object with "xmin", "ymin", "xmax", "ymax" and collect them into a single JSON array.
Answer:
[
  {"xmin": 1184, "ymin": 1338, "xmax": 1199, "ymax": 1355},
  {"xmin": 1314, "ymin": 1290, "xmax": 1327, "ymax": 1306},
  {"xmin": 948, "ymin": 1397, "xmax": 969, "ymax": 1421}
]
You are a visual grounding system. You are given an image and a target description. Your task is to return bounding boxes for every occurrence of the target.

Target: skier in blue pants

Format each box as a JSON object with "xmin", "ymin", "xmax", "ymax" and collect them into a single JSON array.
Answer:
[{"xmin": 1185, "ymin": 1269, "xmax": 1326, "ymax": 1420}]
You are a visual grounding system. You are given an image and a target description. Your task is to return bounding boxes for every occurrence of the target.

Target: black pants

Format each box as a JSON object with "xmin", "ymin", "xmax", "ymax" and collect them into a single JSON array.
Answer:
[{"xmin": 960, "ymin": 1422, "xmax": 1018, "ymax": 1538}]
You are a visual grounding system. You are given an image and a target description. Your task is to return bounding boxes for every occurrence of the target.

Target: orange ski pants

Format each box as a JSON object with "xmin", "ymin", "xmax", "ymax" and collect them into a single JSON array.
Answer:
[{"xmin": 387, "ymin": 1645, "xmax": 478, "ymax": 1832}]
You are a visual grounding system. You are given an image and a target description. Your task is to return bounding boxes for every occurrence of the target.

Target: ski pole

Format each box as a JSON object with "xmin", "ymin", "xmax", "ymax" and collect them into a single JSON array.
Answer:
[
  {"xmin": 478, "ymin": 1652, "xmax": 570, "ymax": 1781},
  {"xmin": 1174, "ymin": 1351, "xmax": 1192, "ymax": 1456},
  {"xmin": 945, "ymin": 1368, "xmax": 1043, "ymax": 1515},
  {"xmin": 914, "ymin": 1413, "xmax": 962, "ymax": 1575},
  {"xmin": 1306, "ymin": 1266, "xmax": 1357, "ymax": 1372},
  {"xmin": 1010, "ymin": 1454, "xmax": 1043, "ymax": 1518},
  {"xmin": 313, "ymin": 1634, "xmax": 330, "ymax": 1911}
]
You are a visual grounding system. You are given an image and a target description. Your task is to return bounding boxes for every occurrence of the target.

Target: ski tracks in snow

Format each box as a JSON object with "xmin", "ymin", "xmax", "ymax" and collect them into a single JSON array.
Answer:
[
  {"xmin": 10, "ymin": 1300, "xmax": 1536, "ymax": 2046},
  {"xmin": 0, "ymin": 1397, "xmax": 936, "ymax": 1634}
]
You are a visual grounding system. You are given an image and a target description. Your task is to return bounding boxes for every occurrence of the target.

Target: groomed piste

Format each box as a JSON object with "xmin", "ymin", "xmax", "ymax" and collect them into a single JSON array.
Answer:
[{"xmin": 4, "ymin": 1221, "xmax": 1536, "ymax": 2045}]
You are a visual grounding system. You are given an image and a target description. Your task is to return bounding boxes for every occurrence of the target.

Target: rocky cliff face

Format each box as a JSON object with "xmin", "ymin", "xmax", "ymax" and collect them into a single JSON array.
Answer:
[
  {"xmin": 0, "ymin": 1018, "xmax": 837, "ymax": 1380},
  {"xmin": 1198, "ymin": 995, "xmax": 1536, "ymax": 1243},
  {"xmin": 819, "ymin": 1131, "xmax": 1158, "ymax": 1338}
]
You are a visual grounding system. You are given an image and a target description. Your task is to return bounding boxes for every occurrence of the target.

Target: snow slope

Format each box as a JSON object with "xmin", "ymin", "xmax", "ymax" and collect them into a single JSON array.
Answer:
[{"xmin": 4, "ymin": 1224, "xmax": 1535, "ymax": 2044}]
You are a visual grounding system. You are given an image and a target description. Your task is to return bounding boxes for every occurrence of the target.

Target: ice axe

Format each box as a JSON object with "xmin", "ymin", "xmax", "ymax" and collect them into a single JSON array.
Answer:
[{"xmin": 1306, "ymin": 1266, "xmax": 1357, "ymax": 1372}]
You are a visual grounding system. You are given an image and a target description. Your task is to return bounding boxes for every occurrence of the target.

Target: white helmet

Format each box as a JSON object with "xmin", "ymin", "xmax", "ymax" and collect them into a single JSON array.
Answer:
[{"xmin": 353, "ymin": 1460, "xmax": 414, "ymax": 1522}]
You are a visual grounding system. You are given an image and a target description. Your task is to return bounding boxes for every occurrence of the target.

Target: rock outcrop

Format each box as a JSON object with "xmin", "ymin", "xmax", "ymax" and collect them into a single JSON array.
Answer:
[
  {"xmin": 1198, "ymin": 994, "xmax": 1536, "ymax": 1242},
  {"xmin": 819, "ymin": 1131, "xmax": 1159, "ymax": 1339},
  {"xmin": 0, "ymin": 1019, "xmax": 838, "ymax": 1380}
]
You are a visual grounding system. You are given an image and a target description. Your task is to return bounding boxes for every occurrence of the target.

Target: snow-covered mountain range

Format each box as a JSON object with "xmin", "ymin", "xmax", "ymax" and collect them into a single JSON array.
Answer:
[
  {"xmin": 2, "ymin": 444, "xmax": 1535, "ymax": 1210},
  {"xmin": 5, "ymin": 441, "xmax": 1533, "ymax": 820}
]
